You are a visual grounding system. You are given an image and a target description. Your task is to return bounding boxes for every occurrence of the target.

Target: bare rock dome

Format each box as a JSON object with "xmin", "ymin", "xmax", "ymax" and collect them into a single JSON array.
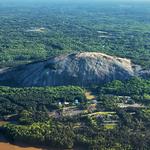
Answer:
[{"xmin": 0, "ymin": 52, "xmax": 137, "ymax": 87}]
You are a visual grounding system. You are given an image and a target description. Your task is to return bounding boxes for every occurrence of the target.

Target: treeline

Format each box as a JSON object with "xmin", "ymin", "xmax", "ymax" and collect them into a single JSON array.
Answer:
[
  {"xmin": 2, "ymin": 121, "xmax": 75, "ymax": 149},
  {"xmin": 0, "ymin": 86, "xmax": 85, "ymax": 102},
  {"xmin": 99, "ymin": 77, "xmax": 150, "ymax": 96},
  {"xmin": 97, "ymin": 77, "xmax": 150, "ymax": 105}
]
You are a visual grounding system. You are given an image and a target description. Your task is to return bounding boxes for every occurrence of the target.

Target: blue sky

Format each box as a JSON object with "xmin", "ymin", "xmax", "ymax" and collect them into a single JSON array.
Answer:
[
  {"xmin": 25, "ymin": 0, "xmax": 149, "ymax": 1},
  {"xmin": 0, "ymin": 0, "xmax": 150, "ymax": 5}
]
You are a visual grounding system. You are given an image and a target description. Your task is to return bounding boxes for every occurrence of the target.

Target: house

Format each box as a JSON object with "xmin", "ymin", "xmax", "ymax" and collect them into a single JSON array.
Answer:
[
  {"xmin": 92, "ymin": 100, "xmax": 98, "ymax": 104},
  {"xmin": 64, "ymin": 101, "xmax": 70, "ymax": 105},
  {"xmin": 58, "ymin": 102, "xmax": 62, "ymax": 106},
  {"xmin": 74, "ymin": 99, "xmax": 79, "ymax": 105}
]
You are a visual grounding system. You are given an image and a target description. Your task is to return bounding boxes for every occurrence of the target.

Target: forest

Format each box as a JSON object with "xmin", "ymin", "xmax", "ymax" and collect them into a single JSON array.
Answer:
[
  {"xmin": 0, "ymin": 1, "xmax": 150, "ymax": 68},
  {"xmin": 0, "ymin": 86, "xmax": 85, "ymax": 119},
  {"xmin": 0, "ymin": 77, "xmax": 150, "ymax": 149}
]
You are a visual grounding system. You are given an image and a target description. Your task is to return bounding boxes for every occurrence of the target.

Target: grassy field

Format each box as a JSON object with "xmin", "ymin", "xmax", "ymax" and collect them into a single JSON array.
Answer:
[
  {"xmin": 88, "ymin": 111, "xmax": 116, "ymax": 117},
  {"xmin": 104, "ymin": 123, "xmax": 117, "ymax": 130}
]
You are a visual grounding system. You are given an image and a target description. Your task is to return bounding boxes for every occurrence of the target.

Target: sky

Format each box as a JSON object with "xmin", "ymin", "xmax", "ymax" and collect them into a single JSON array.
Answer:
[
  {"xmin": 0, "ymin": 0, "xmax": 150, "ymax": 5},
  {"xmin": 0, "ymin": 0, "xmax": 150, "ymax": 3}
]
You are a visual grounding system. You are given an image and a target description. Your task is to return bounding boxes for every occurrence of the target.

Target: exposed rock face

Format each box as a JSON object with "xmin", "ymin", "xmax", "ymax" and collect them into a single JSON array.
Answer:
[
  {"xmin": 0, "ymin": 52, "xmax": 137, "ymax": 87},
  {"xmin": 138, "ymin": 69, "xmax": 150, "ymax": 79}
]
